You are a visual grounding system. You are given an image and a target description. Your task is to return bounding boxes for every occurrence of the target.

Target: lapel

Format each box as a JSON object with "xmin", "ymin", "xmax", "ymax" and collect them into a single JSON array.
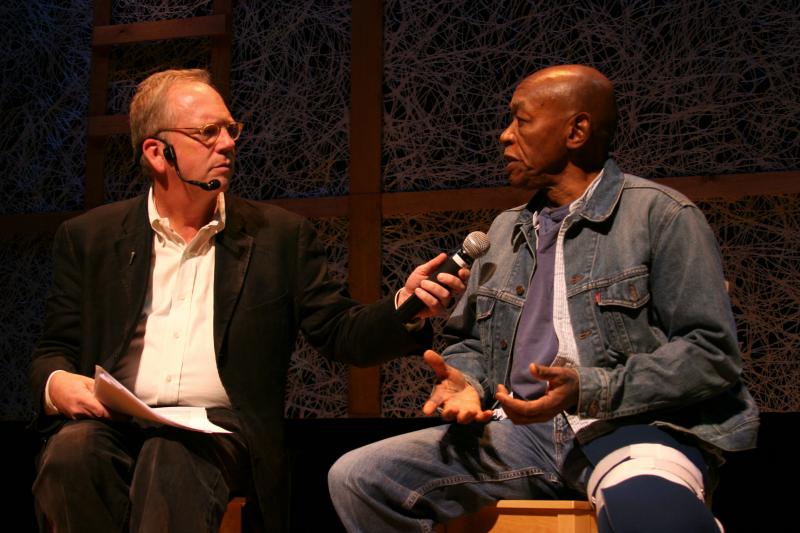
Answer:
[
  {"xmin": 110, "ymin": 195, "xmax": 153, "ymax": 361},
  {"xmin": 213, "ymin": 196, "xmax": 255, "ymax": 356}
]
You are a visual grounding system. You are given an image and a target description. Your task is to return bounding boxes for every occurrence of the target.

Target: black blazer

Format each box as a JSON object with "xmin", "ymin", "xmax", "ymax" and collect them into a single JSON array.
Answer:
[{"xmin": 30, "ymin": 193, "xmax": 431, "ymax": 531}]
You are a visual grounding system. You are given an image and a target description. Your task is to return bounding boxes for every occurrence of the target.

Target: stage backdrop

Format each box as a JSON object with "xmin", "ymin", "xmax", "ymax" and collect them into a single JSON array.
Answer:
[{"xmin": 1, "ymin": 0, "xmax": 798, "ymax": 421}]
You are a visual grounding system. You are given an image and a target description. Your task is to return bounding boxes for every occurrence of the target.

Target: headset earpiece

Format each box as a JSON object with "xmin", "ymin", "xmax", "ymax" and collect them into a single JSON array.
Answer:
[{"xmin": 163, "ymin": 143, "xmax": 177, "ymax": 164}]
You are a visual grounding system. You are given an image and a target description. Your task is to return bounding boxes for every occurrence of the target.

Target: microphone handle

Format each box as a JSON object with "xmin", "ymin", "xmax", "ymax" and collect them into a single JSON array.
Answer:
[{"xmin": 395, "ymin": 253, "xmax": 466, "ymax": 323}]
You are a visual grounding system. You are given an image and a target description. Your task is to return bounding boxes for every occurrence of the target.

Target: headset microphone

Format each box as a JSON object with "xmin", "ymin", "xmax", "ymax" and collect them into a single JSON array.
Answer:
[{"xmin": 162, "ymin": 142, "xmax": 221, "ymax": 191}]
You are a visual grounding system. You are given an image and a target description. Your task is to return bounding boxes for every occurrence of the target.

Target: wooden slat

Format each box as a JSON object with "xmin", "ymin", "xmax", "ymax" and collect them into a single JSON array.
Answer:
[
  {"xmin": 263, "ymin": 196, "xmax": 348, "ymax": 219},
  {"xmin": 382, "ymin": 170, "xmax": 800, "ymax": 215},
  {"xmin": 346, "ymin": 194, "xmax": 383, "ymax": 417},
  {"xmin": 382, "ymin": 187, "xmax": 531, "ymax": 216},
  {"xmin": 85, "ymin": 0, "xmax": 113, "ymax": 209},
  {"xmin": 210, "ymin": 0, "xmax": 234, "ymax": 100},
  {"xmin": 347, "ymin": 0, "xmax": 385, "ymax": 417},
  {"xmin": 3, "ymin": 171, "xmax": 799, "ymax": 238},
  {"xmin": 655, "ymin": 170, "xmax": 800, "ymax": 200},
  {"xmin": 92, "ymin": 15, "xmax": 228, "ymax": 46},
  {"xmin": 0, "ymin": 212, "xmax": 79, "ymax": 237},
  {"xmin": 88, "ymin": 114, "xmax": 130, "ymax": 137}
]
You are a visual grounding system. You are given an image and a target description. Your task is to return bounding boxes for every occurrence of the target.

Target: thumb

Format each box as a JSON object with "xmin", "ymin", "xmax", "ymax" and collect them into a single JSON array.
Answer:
[
  {"xmin": 528, "ymin": 363, "xmax": 549, "ymax": 381},
  {"xmin": 496, "ymin": 383, "xmax": 510, "ymax": 398},
  {"xmin": 423, "ymin": 350, "xmax": 448, "ymax": 380}
]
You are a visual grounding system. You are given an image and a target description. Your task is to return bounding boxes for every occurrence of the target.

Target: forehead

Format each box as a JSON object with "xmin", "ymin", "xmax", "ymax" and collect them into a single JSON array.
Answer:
[
  {"xmin": 509, "ymin": 76, "xmax": 568, "ymax": 115},
  {"xmin": 166, "ymin": 82, "xmax": 231, "ymax": 122}
]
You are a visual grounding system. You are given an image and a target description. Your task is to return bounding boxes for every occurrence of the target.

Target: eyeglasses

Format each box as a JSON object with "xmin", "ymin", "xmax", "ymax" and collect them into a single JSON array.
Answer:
[{"xmin": 156, "ymin": 121, "xmax": 244, "ymax": 144}]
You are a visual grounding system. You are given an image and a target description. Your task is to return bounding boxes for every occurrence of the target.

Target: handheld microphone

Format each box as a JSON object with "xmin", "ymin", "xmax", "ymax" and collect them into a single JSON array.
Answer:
[
  {"xmin": 163, "ymin": 143, "xmax": 221, "ymax": 191},
  {"xmin": 395, "ymin": 231, "xmax": 490, "ymax": 323}
]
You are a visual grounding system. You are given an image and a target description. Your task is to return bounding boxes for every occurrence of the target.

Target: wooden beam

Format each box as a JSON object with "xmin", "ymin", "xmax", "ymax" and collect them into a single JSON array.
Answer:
[
  {"xmin": 210, "ymin": 1, "xmax": 234, "ymax": 101},
  {"xmin": 85, "ymin": 0, "xmax": 113, "ymax": 210},
  {"xmin": 262, "ymin": 196, "xmax": 349, "ymax": 219},
  {"xmin": 88, "ymin": 114, "xmax": 130, "ymax": 137},
  {"xmin": 654, "ymin": 171, "xmax": 800, "ymax": 200},
  {"xmin": 92, "ymin": 15, "xmax": 228, "ymax": 46},
  {"xmin": 348, "ymin": 0, "xmax": 384, "ymax": 417},
  {"xmin": 381, "ymin": 170, "xmax": 800, "ymax": 215},
  {"xmin": 382, "ymin": 187, "xmax": 531, "ymax": 215},
  {"xmin": 0, "ymin": 212, "xmax": 79, "ymax": 237}
]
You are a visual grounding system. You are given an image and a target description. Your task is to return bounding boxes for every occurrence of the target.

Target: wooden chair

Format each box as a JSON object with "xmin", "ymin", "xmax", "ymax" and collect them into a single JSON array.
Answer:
[
  {"xmin": 219, "ymin": 497, "xmax": 246, "ymax": 533},
  {"xmin": 435, "ymin": 500, "xmax": 597, "ymax": 533}
]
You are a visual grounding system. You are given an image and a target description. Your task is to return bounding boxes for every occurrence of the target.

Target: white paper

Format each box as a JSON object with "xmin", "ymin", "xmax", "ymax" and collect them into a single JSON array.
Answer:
[{"xmin": 93, "ymin": 366, "xmax": 231, "ymax": 434}]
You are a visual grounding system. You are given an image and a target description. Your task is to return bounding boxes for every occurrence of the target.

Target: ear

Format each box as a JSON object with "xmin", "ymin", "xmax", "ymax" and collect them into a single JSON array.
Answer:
[
  {"xmin": 141, "ymin": 138, "xmax": 168, "ymax": 173},
  {"xmin": 565, "ymin": 112, "xmax": 591, "ymax": 150}
]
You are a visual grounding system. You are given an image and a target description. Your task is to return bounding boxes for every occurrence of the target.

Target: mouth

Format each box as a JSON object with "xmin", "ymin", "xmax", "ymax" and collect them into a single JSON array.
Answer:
[{"xmin": 503, "ymin": 155, "xmax": 519, "ymax": 172}]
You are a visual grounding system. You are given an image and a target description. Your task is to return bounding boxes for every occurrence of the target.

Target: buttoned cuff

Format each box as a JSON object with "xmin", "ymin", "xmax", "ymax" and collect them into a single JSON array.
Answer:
[
  {"xmin": 43, "ymin": 370, "xmax": 65, "ymax": 415},
  {"xmin": 394, "ymin": 289, "xmax": 424, "ymax": 331}
]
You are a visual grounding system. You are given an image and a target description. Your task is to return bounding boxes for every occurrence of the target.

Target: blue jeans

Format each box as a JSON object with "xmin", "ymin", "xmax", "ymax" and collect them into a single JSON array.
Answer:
[
  {"xmin": 328, "ymin": 420, "xmax": 721, "ymax": 533},
  {"xmin": 329, "ymin": 416, "xmax": 585, "ymax": 532}
]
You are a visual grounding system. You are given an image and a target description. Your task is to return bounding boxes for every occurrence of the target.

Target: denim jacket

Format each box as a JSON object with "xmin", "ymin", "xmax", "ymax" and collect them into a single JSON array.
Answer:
[{"xmin": 442, "ymin": 160, "xmax": 759, "ymax": 452}]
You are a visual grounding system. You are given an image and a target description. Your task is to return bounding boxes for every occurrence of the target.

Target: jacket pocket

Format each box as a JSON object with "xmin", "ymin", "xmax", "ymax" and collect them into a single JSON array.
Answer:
[{"xmin": 591, "ymin": 266, "xmax": 659, "ymax": 354}]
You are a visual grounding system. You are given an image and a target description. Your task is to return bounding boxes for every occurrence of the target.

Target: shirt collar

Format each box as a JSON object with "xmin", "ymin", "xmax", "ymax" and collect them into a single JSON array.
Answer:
[
  {"xmin": 147, "ymin": 187, "xmax": 226, "ymax": 245},
  {"xmin": 516, "ymin": 168, "xmax": 606, "ymax": 237}
]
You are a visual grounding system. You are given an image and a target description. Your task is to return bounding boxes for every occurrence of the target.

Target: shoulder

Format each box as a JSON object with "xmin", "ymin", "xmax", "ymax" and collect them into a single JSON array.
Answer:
[
  {"xmin": 61, "ymin": 195, "xmax": 146, "ymax": 234},
  {"xmin": 619, "ymin": 173, "xmax": 695, "ymax": 209},
  {"xmin": 227, "ymin": 194, "xmax": 306, "ymax": 222},
  {"xmin": 225, "ymin": 195, "xmax": 314, "ymax": 238}
]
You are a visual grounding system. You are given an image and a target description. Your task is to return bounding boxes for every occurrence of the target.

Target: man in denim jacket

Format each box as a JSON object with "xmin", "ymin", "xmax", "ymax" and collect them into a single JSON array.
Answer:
[{"xmin": 329, "ymin": 65, "xmax": 759, "ymax": 532}]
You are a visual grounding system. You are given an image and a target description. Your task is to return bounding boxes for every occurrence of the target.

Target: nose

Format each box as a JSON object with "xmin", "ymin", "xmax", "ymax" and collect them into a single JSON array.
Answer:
[
  {"xmin": 499, "ymin": 123, "xmax": 514, "ymax": 145},
  {"xmin": 216, "ymin": 126, "xmax": 236, "ymax": 152}
]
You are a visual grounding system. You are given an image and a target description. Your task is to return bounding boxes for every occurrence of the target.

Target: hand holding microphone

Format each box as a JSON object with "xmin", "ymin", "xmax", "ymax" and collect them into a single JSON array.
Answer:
[{"xmin": 396, "ymin": 231, "xmax": 490, "ymax": 323}]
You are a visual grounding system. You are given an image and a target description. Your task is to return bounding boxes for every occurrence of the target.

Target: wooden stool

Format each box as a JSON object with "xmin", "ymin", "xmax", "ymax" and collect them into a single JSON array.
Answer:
[
  {"xmin": 436, "ymin": 500, "xmax": 598, "ymax": 533},
  {"xmin": 219, "ymin": 497, "xmax": 246, "ymax": 533}
]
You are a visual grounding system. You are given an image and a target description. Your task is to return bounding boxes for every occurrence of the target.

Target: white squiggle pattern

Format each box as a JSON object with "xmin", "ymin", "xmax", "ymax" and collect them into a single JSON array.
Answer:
[
  {"xmin": 284, "ymin": 216, "xmax": 350, "ymax": 418},
  {"xmin": 383, "ymin": 0, "xmax": 800, "ymax": 192},
  {"xmin": 699, "ymin": 194, "xmax": 800, "ymax": 412}
]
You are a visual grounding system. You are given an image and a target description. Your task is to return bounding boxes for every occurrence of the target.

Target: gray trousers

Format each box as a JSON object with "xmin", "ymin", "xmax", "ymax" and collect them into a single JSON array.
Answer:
[{"xmin": 32, "ymin": 408, "xmax": 250, "ymax": 533}]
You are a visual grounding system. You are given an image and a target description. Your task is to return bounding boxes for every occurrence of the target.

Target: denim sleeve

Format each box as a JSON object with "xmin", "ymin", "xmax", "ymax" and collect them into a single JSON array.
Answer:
[{"xmin": 574, "ymin": 203, "xmax": 743, "ymax": 420}]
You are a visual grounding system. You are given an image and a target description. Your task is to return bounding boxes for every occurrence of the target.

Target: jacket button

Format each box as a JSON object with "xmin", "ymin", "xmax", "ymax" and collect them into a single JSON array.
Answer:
[
  {"xmin": 588, "ymin": 400, "xmax": 600, "ymax": 417},
  {"xmin": 515, "ymin": 285, "xmax": 525, "ymax": 295},
  {"xmin": 500, "ymin": 339, "xmax": 508, "ymax": 350},
  {"xmin": 570, "ymin": 274, "xmax": 584, "ymax": 284}
]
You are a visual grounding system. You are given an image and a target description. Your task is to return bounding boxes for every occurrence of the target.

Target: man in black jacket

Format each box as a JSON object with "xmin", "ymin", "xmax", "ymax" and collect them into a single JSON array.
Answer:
[{"xmin": 30, "ymin": 68, "xmax": 464, "ymax": 532}]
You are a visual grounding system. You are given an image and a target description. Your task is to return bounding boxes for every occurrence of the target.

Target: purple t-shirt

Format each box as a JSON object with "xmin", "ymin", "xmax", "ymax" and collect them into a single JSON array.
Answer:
[{"xmin": 510, "ymin": 203, "xmax": 570, "ymax": 400}]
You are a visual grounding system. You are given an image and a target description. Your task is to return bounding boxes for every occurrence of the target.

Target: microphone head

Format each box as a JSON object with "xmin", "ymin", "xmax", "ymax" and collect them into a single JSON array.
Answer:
[
  {"xmin": 205, "ymin": 179, "xmax": 221, "ymax": 191},
  {"xmin": 462, "ymin": 231, "xmax": 490, "ymax": 259}
]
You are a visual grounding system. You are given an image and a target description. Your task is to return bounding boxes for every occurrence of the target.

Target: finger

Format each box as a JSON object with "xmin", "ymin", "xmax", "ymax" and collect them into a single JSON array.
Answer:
[
  {"xmin": 495, "ymin": 383, "xmax": 511, "ymax": 400},
  {"xmin": 419, "ymin": 253, "xmax": 449, "ymax": 276},
  {"xmin": 423, "ymin": 350, "xmax": 448, "ymax": 379},
  {"xmin": 422, "ymin": 399, "xmax": 440, "ymax": 416},
  {"xmin": 413, "ymin": 286, "xmax": 443, "ymax": 311},
  {"xmin": 418, "ymin": 280, "xmax": 450, "ymax": 301},
  {"xmin": 474, "ymin": 409, "xmax": 494, "ymax": 423},
  {"xmin": 527, "ymin": 363, "xmax": 551, "ymax": 382},
  {"xmin": 456, "ymin": 409, "xmax": 478, "ymax": 424},
  {"xmin": 80, "ymin": 396, "xmax": 112, "ymax": 419},
  {"xmin": 457, "ymin": 267, "xmax": 470, "ymax": 282},
  {"xmin": 434, "ymin": 272, "xmax": 465, "ymax": 294},
  {"xmin": 440, "ymin": 405, "xmax": 461, "ymax": 423}
]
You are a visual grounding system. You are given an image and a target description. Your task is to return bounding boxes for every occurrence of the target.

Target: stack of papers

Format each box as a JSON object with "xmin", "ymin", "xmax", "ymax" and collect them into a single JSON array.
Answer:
[{"xmin": 93, "ymin": 366, "xmax": 231, "ymax": 434}]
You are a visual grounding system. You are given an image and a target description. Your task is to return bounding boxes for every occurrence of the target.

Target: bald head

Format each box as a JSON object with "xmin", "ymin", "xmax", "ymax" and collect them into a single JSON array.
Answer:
[{"xmin": 519, "ymin": 65, "xmax": 617, "ymax": 162}]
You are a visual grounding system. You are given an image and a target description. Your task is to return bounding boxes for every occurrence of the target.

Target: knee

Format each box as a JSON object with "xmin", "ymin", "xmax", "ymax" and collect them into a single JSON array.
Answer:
[
  {"xmin": 328, "ymin": 448, "xmax": 362, "ymax": 492},
  {"xmin": 587, "ymin": 443, "xmax": 719, "ymax": 533},
  {"xmin": 37, "ymin": 421, "xmax": 114, "ymax": 481}
]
